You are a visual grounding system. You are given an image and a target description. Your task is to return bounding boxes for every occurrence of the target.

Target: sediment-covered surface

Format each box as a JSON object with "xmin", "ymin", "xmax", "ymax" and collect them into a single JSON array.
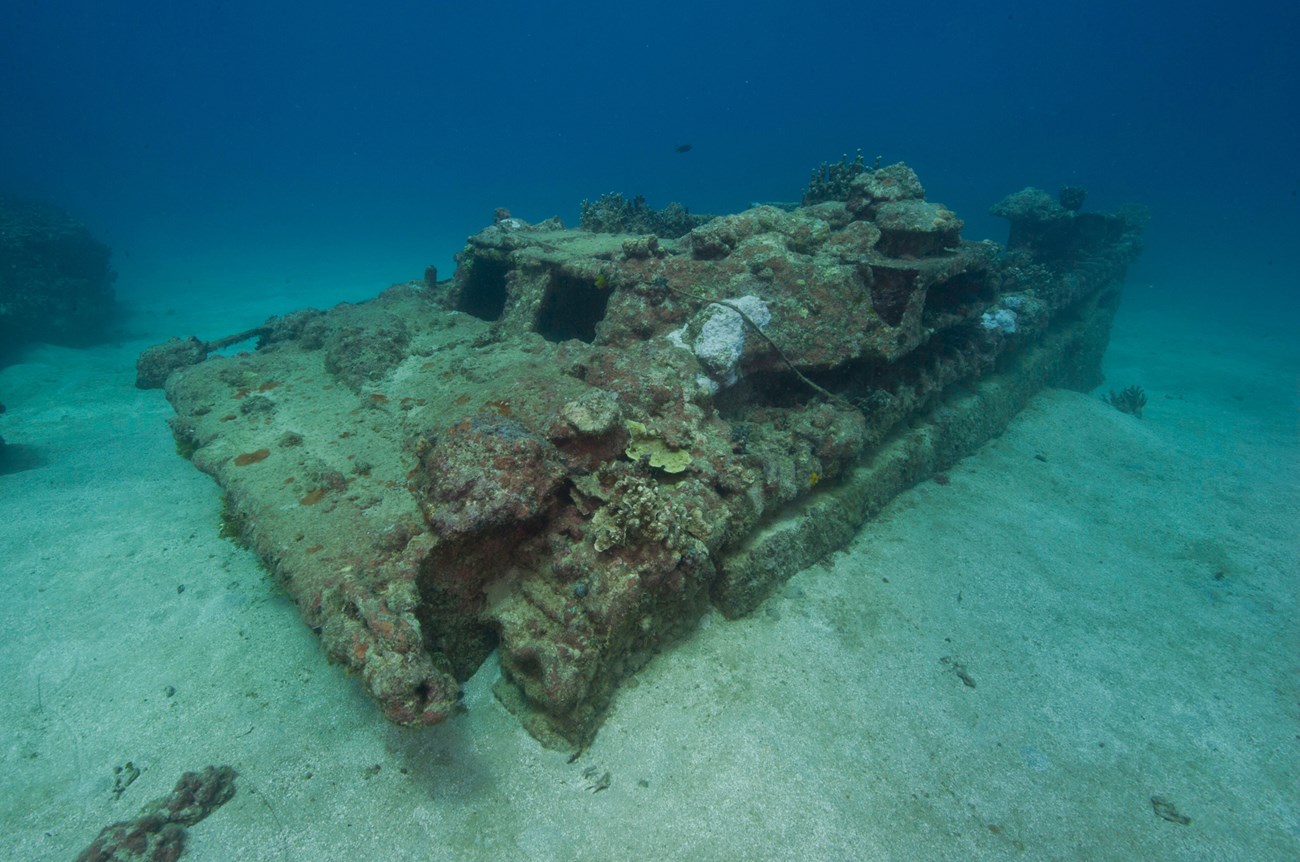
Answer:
[{"xmin": 156, "ymin": 165, "xmax": 1145, "ymax": 747}]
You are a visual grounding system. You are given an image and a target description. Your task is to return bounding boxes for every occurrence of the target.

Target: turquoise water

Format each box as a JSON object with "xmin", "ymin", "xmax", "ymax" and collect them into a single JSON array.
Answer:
[
  {"xmin": 3, "ymin": 1, "xmax": 1296, "ymax": 307},
  {"xmin": 2, "ymin": 2, "xmax": 1297, "ymax": 859}
]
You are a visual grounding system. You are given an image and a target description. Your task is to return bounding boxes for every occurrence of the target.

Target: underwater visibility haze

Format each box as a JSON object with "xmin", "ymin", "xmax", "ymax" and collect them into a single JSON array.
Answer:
[{"xmin": 0, "ymin": 1, "xmax": 1297, "ymax": 860}]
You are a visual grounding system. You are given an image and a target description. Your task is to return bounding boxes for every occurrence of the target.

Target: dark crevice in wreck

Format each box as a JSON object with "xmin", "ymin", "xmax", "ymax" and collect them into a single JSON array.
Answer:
[
  {"xmin": 535, "ymin": 272, "xmax": 612, "ymax": 343},
  {"xmin": 455, "ymin": 253, "xmax": 511, "ymax": 322}
]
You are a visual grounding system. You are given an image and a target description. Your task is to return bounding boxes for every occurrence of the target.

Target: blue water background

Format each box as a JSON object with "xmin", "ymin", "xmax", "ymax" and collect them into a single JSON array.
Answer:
[{"xmin": 2, "ymin": 0, "xmax": 1296, "ymax": 315}]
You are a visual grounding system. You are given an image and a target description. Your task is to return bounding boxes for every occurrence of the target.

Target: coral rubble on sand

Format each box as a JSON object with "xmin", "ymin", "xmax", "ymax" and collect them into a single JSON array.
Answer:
[
  {"xmin": 74, "ymin": 766, "xmax": 237, "ymax": 862},
  {"xmin": 146, "ymin": 161, "xmax": 1144, "ymax": 749}
]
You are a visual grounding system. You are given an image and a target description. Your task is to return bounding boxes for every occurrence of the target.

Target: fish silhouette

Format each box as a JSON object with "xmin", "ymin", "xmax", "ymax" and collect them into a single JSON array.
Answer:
[{"xmin": 675, "ymin": 144, "xmax": 693, "ymax": 153}]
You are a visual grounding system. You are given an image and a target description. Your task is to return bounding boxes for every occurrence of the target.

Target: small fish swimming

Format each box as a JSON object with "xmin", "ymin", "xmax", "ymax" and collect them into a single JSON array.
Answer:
[{"xmin": 675, "ymin": 143, "xmax": 692, "ymax": 153}]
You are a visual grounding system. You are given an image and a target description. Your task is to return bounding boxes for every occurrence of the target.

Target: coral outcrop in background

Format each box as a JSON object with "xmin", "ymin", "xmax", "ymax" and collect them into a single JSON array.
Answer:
[{"xmin": 0, "ymin": 193, "xmax": 117, "ymax": 361}]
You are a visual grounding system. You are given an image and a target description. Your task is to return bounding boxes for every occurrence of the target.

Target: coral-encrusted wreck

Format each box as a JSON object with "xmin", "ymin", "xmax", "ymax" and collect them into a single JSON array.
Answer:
[{"xmin": 149, "ymin": 162, "xmax": 1144, "ymax": 748}]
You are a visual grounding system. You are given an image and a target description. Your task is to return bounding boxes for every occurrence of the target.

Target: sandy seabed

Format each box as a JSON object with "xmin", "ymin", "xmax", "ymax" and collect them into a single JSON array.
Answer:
[{"xmin": 1, "ymin": 270, "xmax": 1296, "ymax": 861}]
